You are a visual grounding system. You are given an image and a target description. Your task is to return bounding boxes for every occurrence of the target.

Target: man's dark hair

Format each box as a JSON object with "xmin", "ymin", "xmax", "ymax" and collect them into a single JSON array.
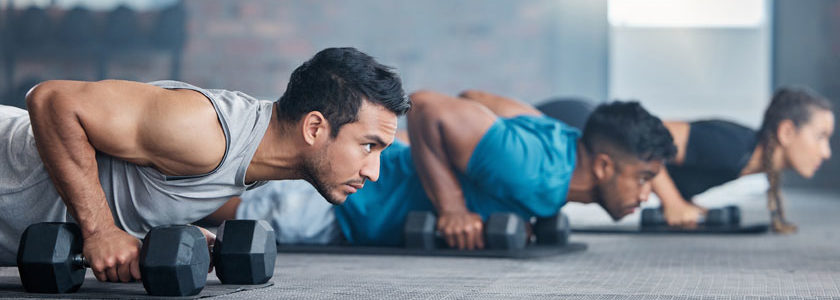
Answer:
[
  {"xmin": 582, "ymin": 101, "xmax": 676, "ymax": 162},
  {"xmin": 277, "ymin": 47, "xmax": 410, "ymax": 137}
]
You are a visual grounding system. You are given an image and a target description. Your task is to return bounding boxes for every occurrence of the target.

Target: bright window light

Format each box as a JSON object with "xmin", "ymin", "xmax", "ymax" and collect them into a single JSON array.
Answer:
[{"xmin": 608, "ymin": 0, "xmax": 767, "ymax": 28}]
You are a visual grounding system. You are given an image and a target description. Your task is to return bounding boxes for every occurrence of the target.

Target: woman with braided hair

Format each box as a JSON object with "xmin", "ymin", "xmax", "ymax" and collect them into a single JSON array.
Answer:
[{"xmin": 652, "ymin": 87, "xmax": 834, "ymax": 233}]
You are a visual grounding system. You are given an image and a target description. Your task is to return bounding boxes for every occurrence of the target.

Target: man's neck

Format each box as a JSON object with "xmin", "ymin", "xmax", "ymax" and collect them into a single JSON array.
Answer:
[
  {"xmin": 245, "ymin": 103, "xmax": 306, "ymax": 182},
  {"xmin": 567, "ymin": 142, "xmax": 597, "ymax": 204}
]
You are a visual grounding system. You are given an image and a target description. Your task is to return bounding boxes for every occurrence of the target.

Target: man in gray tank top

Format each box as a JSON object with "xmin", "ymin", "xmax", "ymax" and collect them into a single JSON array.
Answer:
[{"xmin": 0, "ymin": 47, "xmax": 410, "ymax": 283}]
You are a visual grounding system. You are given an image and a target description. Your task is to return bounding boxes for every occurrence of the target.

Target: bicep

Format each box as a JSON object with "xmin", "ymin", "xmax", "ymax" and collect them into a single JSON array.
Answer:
[
  {"xmin": 68, "ymin": 80, "xmax": 167, "ymax": 163},
  {"xmin": 38, "ymin": 80, "xmax": 219, "ymax": 168}
]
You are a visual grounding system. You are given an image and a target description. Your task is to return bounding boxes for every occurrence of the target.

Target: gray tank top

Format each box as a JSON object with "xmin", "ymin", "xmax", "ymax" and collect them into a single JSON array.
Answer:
[{"xmin": 0, "ymin": 80, "xmax": 272, "ymax": 265}]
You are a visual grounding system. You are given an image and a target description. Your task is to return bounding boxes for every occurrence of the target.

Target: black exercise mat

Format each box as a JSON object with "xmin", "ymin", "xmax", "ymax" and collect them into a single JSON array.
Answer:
[
  {"xmin": 573, "ymin": 223, "xmax": 770, "ymax": 234},
  {"xmin": 275, "ymin": 242, "xmax": 587, "ymax": 259},
  {"xmin": 0, "ymin": 275, "xmax": 273, "ymax": 299}
]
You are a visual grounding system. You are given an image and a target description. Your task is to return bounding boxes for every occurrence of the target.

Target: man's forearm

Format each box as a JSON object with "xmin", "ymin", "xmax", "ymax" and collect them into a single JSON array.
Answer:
[
  {"xmin": 406, "ymin": 120, "xmax": 469, "ymax": 214},
  {"xmin": 27, "ymin": 87, "xmax": 117, "ymax": 236},
  {"xmin": 411, "ymin": 145, "xmax": 469, "ymax": 214}
]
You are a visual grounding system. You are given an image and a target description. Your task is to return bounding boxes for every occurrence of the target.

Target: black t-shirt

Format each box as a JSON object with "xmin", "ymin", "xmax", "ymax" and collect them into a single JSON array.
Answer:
[{"xmin": 666, "ymin": 120, "xmax": 757, "ymax": 199}]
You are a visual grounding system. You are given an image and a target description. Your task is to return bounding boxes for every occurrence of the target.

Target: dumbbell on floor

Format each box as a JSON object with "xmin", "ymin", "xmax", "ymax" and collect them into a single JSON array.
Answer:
[
  {"xmin": 139, "ymin": 225, "xmax": 212, "ymax": 296},
  {"xmin": 17, "ymin": 222, "xmax": 209, "ymax": 296},
  {"xmin": 17, "ymin": 220, "xmax": 276, "ymax": 296},
  {"xmin": 213, "ymin": 219, "xmax": 277, "ymax": 284},
  {"xmin": 145, "ymin": 220, "xmax": 277, "ymax": 293},
  {"xmin": 403, "ymin": 211, "xmax": 528, "ymax": 250},
  {"xmin": 146, "ymin": 220, "xmax": 276, "ymax": 290},
  {"xmin": 640, "ymin": 205, "xmax": 741, "ymax": 227},
  {"xmin": 533, "ymin": 213, "xmax": 571, "ymax": 246}
]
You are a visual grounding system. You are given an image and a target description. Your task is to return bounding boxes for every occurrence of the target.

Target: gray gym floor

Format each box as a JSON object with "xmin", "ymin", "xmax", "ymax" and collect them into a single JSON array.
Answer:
[{"xmin": 1, "ymin": 186, "xmax": 839, "ymax": 299}]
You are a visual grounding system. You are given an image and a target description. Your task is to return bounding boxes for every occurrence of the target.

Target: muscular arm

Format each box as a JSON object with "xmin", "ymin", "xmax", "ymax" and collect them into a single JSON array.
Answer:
[
  {"xmin": 458, "ymin": 89, "xmax": 542, "ymax": 118},
  {"xmin": 407, "ymin": 91, "xmax": 498, "ymax": 249},
  {"xmin": 26, "ymin": 80, "xmax": 224, "ymax": 281},
  {"xmin": 651, "ymin": 121, "xmax": 705, "ymax": 227},
  {"xmin": 651, "ymin": 167, "xmax": 690, "ymax": 209}
]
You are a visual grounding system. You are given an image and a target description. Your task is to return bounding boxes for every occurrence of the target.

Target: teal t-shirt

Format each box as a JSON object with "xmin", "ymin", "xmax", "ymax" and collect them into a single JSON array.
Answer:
[{"xmin": 335, "ymin": 115, "xmax": 579, "ymax": 246}]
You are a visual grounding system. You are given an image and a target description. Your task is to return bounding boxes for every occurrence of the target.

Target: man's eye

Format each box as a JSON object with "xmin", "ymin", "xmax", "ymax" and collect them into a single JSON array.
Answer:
[{"xmin": 363, "ymin": 144, "xmax": 372, "ymax": 153}]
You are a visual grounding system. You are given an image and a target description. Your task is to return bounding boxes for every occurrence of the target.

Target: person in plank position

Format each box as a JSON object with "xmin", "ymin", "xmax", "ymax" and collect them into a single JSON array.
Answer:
[
  {"xmin": 205, "ymin": 90, "xmax": 676, "ymax": 249},
  {"xmin": 0, "ymin": 47, "xmax": 410, "ymax": 280},
  {"xmin": 538, "ymin": 88, "xmax": 834, "ymax": 233}
]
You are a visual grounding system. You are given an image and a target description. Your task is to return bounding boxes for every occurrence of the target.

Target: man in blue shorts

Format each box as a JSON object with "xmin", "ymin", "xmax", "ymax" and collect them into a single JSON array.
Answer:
[{"xmin": 204, "ymin": 89, "xmax": 676, "ymax": 250}]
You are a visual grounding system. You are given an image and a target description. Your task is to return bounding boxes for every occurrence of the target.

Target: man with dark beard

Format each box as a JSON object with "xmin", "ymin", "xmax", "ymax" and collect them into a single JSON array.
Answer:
[
  {"xmin": 0, "ymin": 47, "xmax": 410, "ymax": 281},
  {"xmin": 205, "ymin": 90, "xmax": 676, "ymax": 250}
]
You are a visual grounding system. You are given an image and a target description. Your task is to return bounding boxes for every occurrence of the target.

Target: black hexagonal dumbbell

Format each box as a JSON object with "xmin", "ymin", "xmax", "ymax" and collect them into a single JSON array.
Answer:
[
  {"xmin": 484, "ymin": 213, "xmax": 528, "ymax": 250},
  {"xmin": 212, "ymin": 219, "xmax": 277, "ymax": 284},
  {"xmin": 16, "ymin": 223, "xmax": 85, "ymax": 294},
  {"xmin": 640, "ymin": 207, "xmax": 667, "ymax": 227},
  {"xmin": 403, "ymin": 211, "xmax": 527, "ymax": 250},
  {"xmin": 18, "ymin": 222, "xmax": 210, "ymax": 296},
  {"xmin": 533, "ymin": 213, "xmax": 571, "ymax": 246},
  {"xmin": 704, "ymin": 205, "xmax": 741, "ymax": 226},
  {"xmin": 640, "ymin": 206, "xmax": 742, "ymax": 227},
  {"xmin": 140, "ymin": 225, "xmax": 211, "ymax": 296},
  {"xmin": 726, "ymin": 205, "xmax": 741, "ymax": 224}
]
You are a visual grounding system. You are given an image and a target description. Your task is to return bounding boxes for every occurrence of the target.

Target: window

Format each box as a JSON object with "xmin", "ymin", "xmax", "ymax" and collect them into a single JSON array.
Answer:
[{"xmin": 608, "ymin": 0, "xmax": 767, "ymax": 28}]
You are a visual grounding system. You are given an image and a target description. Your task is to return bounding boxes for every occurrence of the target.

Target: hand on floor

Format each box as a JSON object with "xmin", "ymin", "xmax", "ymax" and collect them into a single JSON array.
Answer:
[{"xmin": 437, "ymin": 210, "xmax": 485, "ymax": 250}]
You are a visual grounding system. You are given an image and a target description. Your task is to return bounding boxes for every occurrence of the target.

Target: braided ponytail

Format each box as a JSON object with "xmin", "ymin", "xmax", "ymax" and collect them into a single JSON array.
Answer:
[{"xmin": 757, "ymin": 87, "xmax": 832, "ymax": 228}]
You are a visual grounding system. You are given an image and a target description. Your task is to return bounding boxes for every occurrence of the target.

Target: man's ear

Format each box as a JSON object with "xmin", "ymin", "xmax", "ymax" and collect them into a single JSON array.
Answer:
[
  {"xmin": 777, "ymin": 119, "xmax": 796, "ymax": 147},
  {"xmin": 301, "ymin": 111, "xmax": 330, "ymax": 145},
  {"xmin": 592, "ymin": 153, "xmax": 615, "ymax": 182}
]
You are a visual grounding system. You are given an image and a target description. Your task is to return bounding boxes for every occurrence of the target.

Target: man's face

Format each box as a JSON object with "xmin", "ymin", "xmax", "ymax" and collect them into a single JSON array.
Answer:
[
  {"xmin": 303, "ymin": 101, "xmax": 398, "ymax": 205},
  {"xmin": 595, "ymin": 156, "xmax": 663, "ymax": 221}
]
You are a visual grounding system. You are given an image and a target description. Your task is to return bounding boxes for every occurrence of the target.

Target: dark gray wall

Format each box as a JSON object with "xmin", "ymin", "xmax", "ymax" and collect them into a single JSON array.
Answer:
[
  {"xmin": 551, "ymin": 0, "xmax": 609, "ymax": 103},
  {"xmin": 1, "ymin": 0, "xmax": 609, "ymax": 107},
  {"xmin": 774, "ymin": 0, "xmax": 840, "ymax": 189}
]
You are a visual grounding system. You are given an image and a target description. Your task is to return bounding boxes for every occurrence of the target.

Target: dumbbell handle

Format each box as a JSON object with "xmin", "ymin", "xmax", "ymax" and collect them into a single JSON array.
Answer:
[
  {"xmin": 68, "ymin": 242, "xmax": 212, "ymax": 269},
  {"xmin": 71, "ymin": 253, "xmax": 90, "ymax": 268},
  {"xmin": 433, "ymin": 229, "xmax": 497, "ymax": 240}
]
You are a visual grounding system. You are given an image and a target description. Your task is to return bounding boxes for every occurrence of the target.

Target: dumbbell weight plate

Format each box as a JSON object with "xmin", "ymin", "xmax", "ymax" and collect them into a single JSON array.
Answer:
[
  {"xmin": 404, "ymin": 211, "xmax": 437, "ymax": 250},
  {"xmin": 213, "ymin": 220, "xmax": 277, "ymax": 284},
  {"xmin": 140, "ymin": 225, "xmax": 209, "ymax": 297},
  {"xmin": 726, "ymin": 205, "xmax": 741, "ymax": 225},
  {"xmin": 534, "ymin": 213, "xmax": 571, "ymax": 246},
  {"xmin": 17, "ymin": 222, "xmax": 85, "ymax": 294},
  {"xmin": 485, "ymin": 213, "xmax": 527, "ymax": 250},
  {"xmin": 640, "ymin": 208, "xmax": 665, "ymax": 227}
]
